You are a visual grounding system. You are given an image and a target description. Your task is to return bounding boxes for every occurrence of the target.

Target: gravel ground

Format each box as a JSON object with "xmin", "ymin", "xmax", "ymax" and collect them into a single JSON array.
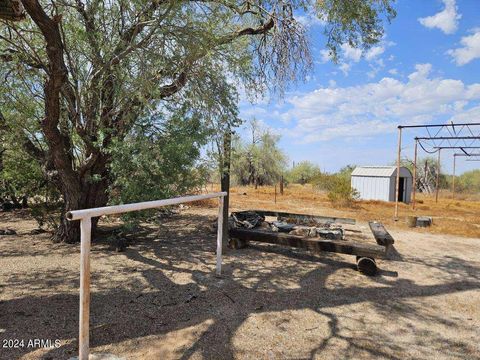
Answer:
[{"xmin": 0, "ymin": 208, "xmax": 479, "ymax": 360}]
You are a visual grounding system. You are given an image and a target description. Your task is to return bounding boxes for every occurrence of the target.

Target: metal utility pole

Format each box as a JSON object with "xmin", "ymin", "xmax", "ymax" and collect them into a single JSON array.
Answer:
[
  {"xmin": 452, "ymin": 155, "xmax": 456, "ymax": 200},
  {"xmin": 394, "ymin": 126, "xmax": 402, "ymax": 218},
  {"xmin": 412, "ymin": 139, "xmax": 418, "ymax": 210},
  {"xmin": 435, "ymin": 149, "xmax": 441, "ymax": 203},
  {"xmin": 393, "ymin": 122, "xmax": 480, "ymax": 216}
]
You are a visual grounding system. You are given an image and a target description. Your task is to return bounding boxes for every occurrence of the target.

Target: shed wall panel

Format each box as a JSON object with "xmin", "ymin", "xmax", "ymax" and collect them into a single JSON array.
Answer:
[{"xmin": 352, "ymin": 176, "xmax": 390, "ymax": 201}]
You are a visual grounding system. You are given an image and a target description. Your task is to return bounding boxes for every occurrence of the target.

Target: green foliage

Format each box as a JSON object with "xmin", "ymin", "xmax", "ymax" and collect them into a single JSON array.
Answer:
[
  {"xmin": 337, "ymin": 164, "xmax": 356, "ymax": 178},
  {"xmin": 317, "ymin": 0, "xmax": 396, "ymax": 62},
  {"xmin": 0, "ymin": 110, "xmax": 48, "ymax": 204},
  {"xmin": 108, "ymin": 107, "xmax": 210, "ymax": 221},
  {"xmin": 0, "ymin": 0, "xmax": 396, "ymax": 241},
  {"xmin": 232, "ymin": 120, "xmax": 287, "ymax": 186},
  {"xmin": 285, "ymin": 161, "xmax": 322, "ymax": 184},
  {"xmin": 311, "ymin": 172, "xmax": 359, "ymax": 206},
  {"xmin": 453, "ymin": 170, "xmax": 480, "ymax": 193}
]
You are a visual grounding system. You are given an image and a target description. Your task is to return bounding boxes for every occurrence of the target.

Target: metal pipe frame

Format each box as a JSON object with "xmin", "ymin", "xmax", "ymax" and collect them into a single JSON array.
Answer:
[
  {"xmin": 433, "ymin": 146, "xmax": 480, "ymax": 149},
  {"xmin": 398, "ymin": 123, "xmax": 480, "ymax": 129},
  {"xmin": 453, "ymin": 153, "xmax": 480, "ymax": 157},
  {"xmin": 67, "ymin": 192, "xmax": 227, "ymax": 360},
  {"xmin": 394, "ymin": 127, "xmax": 402, "ymax": 218},
  {"xmin": 451, "ymin": 153, "xmax": 480, "ymax": 198},
  {"xmin": 435, "ymin": 149, "xmax": 441, "ymax": 203},
  {"xmin": 415, "ymin": 136, "xmax": 480, "ymax": 140},
  {"xmin": 412, "ymin": 139, "xmax": 418, "ymax": 209},
  {"xmin": 394, "ymin": 122, "xmax": 480, "ymax": 214}
]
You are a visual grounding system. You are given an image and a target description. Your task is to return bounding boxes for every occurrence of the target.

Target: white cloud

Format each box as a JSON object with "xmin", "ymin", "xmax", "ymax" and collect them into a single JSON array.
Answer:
[
  {"xmin": 296, "ymin": 14, "xmax": 325, "ymax": 28},
  {"xmin": 388, "ymin": 68, "xmax": 398, "ymax": 75},
  {"xmin": 340, "ymin": 43, "xmax": 363, "ymax": 62},
  {"xmin": 447, "ymin": 29, "xmax": 480, "ymax": 65},
  {"xmin": 339, "ymin": 62, "xmax": 351, "ymax": 76},
  {"xmin": 319, "ymin": 49, "xmax": 332, "ymax": 64},
  {"xmin": 365, "ymin": 45, "xmax": 386, "ymax": 61},
  {"xmin": 418, "ymin": 0, "xmax": 461, "ymax": 34},
  {"xmin": 332, "ymin": 39, "xmax": 394, "ymax": 76},
  {"xmin": 279, "ymin": 64, "xmax": 480, "ymax": 142}
]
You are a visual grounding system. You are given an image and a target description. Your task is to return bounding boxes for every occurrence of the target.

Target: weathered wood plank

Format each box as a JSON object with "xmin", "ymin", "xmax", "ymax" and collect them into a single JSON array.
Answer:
[
  {"xmin": 249, "ymin": 210, "xmax": 356, "ymax": 225},
  {"xmin": 368, "ymin": 221, "xmax": 395, "ymax": 246},
  {"xmin": 229, "ymin": 228, "xmax": 387, "ymax": 259}
]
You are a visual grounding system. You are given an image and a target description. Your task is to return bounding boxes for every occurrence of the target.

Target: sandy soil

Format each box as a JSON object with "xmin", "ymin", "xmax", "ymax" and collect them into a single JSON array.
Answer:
[
  {"xmin": 1, "ymin": 207, "xmax": 480, "ymax": 360},
  {"xmin": 227, "ymin": 185, "xmax": 480, "ymax": 238}
]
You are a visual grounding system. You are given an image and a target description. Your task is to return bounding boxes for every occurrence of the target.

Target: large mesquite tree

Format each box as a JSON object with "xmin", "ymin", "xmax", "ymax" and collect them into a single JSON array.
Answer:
[{"xmin": 0, "ymin": 0, "xmax": 395, "ymax": 242}]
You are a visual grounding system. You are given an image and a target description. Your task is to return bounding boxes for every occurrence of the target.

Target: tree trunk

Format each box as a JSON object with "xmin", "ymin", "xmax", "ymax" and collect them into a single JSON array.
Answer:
[{"xmin": 53, "ymin": 155, "xmax": 110, "ymax": 243}]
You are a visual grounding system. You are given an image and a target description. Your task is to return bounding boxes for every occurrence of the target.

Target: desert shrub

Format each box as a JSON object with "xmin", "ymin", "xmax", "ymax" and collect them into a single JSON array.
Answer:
[
  {"xmin": 455, "ymin": 170, "xmax": 480, "ymax": 194},
  {"xmin": 326, "ymin": 177, "xmax": 360, "ymax": 206},
  {"xmin": 285, "ymin": 161, "xmax": 321, "ymax": 184},
  {"xmin": 311, "ymin": 172, "xmax": 359, "ymax": 206},
  {"xmin": 231, "ymin": 120, "xmax": 287, "ymax": 186}
]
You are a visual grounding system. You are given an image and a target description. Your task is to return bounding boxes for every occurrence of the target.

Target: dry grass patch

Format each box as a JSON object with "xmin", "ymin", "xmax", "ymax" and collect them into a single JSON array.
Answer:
[{"xmin": 228, "ymin": 184, "xmax": 480, "ymax": 238}]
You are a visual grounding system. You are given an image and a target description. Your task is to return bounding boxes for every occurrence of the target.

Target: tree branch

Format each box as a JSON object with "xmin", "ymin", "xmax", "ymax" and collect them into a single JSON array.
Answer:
[{"xmin": 20, "ymin": 0, "xmax": 80, "ymax": 196}]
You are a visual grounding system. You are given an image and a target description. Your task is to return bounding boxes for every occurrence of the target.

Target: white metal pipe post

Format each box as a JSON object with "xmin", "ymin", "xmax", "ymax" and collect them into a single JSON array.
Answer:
[
  {"xmin": 216, "ymin": 196, "xmax": 224, "ymax": 276},
  {"xmin": 67, "ymin": 192, "xmax": 227, "ymax": 360},
  {"xmin": 79, "ymin": 217, "xmax": 91, "ymax": 360}
]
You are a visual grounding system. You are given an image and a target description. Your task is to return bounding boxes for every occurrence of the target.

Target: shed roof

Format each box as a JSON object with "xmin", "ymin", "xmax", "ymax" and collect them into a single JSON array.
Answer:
[{"xmin": 351, "ymin": 166, "xmax": 400, "ymax": 177}]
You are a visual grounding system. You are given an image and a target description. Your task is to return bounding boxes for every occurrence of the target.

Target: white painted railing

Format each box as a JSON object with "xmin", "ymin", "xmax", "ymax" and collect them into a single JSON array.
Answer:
[{"xmin": 66, "ymin": 192, "xmax": 227, "ymax": 360}]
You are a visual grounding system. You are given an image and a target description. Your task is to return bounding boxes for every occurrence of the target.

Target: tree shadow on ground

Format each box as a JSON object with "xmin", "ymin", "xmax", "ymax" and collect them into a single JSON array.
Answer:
[{"xmin": 2, "ymin": 213, "xmax": 480, "ymax": 359}]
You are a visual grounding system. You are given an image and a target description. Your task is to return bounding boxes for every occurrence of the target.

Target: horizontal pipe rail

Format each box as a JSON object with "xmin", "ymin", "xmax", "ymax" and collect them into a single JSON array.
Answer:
[
  {"xmin": 454, "ymin": 153, "xmax": 480, "ymax": 157},
  {"xmin": 67, "ymin": 192, "xmax": 227, "ymax": 360},
  {"xmin": 67, "ymin": 192, "xmax": 227, "ymax": 220},
  {"xmin": 415, "ymin": 136, "xmax": 480, "ymax": 140},
  {"xmin": 398, "ymin": 123, "xmax": 480, "ymax": 129}
]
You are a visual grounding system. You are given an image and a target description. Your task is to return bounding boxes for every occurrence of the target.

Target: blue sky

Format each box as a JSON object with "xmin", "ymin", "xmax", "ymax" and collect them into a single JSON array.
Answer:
[{"xmin": 238, "ymin": 0, "xmax": 480, "ymax": 175}]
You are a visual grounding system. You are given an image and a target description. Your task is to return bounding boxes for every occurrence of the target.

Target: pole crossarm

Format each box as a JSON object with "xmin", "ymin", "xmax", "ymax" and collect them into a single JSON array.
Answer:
[
  {"xmin": 454, "ymin": 153, "xmax": 480, "ymax": 157},
  {"xmin": 66, "ymin": 192, "xmax": 228, "ymax": 360},
  {"xmin": 415, "ymin": 136, "xmax": 480, "ymax": 140},
  {"xmin": 398, "ymin": 122, "xmax": 480, "ymax": 129},
  {"xmin": 433, "ymin": 146, "xmax": 480, "ymax": 149}
]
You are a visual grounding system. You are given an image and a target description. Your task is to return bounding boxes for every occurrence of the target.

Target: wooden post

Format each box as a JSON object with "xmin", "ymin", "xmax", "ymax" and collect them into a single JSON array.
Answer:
[
  {"xmin": 435, "ymin": 149, "xmax": 441, "ymax": 203},
  {"xmin": 280, "ymin": 175, "xmax": 284, "ymax": 195},
  {"xmin": 79, "ymin": 217, "xmax": 92, "ymax": 360},
  {"xmin": 274, "ymin": 184, "xmax": 277, "ymax": 203},
  {"xmin": 394, "ymin": 126, "xmax": 402, "ymax": 218},
  {"xmin": 452, "ymin": 154, "xmax": 456, "ymax": 200},
  {"xmin": 220, "ymin": 129, "xmax": 232, "ymax": 251},
  {"xmin": 216, "ymin": 196, "xmax": 224, "ymax": 276},
  {"xmin": 412, "ymin": 139, "xmax": 418, "ymax": 210}
]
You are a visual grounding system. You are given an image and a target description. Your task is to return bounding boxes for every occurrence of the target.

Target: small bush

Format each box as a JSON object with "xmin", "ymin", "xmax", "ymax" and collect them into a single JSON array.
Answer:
[
  {"xmin": 310, "ymin": 173, "xmax": 359, "ymax": 207},
  {"xmin": 326, "ymin": 178, "xmax": 359, "ymax": 207}
]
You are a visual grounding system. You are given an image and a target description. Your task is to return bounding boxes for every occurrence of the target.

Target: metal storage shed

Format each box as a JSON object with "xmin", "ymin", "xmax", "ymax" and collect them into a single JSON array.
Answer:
[{"xmin": 351, "ymin": 166, "xmax": 413, "ymax": 203}]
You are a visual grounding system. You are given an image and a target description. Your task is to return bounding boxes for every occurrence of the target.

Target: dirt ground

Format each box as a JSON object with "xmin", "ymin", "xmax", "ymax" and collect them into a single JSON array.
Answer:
[
  {"xmin": 227, "ymin": 185, "xmax": 480, "ymax": 238},
  {"xmin": 1, "ymin": 201, "xmax": 480, "ymax": 359}
]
